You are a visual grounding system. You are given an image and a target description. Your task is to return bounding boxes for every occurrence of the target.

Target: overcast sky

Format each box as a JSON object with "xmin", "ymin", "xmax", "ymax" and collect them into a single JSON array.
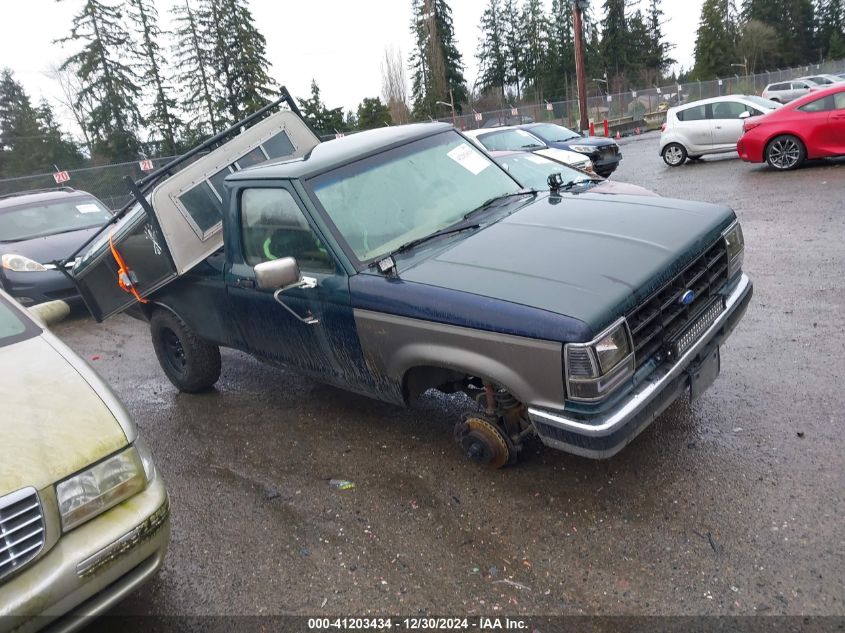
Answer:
[{"xmin": 1, "ymin": 0, "xmax": 703, "ymax": 133}]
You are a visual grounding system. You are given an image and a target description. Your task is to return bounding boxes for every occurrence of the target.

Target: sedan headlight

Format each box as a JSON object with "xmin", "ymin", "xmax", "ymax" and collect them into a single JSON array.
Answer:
[
  {"xmin": 722, "ymin": 221, "xmax": 745, "ymax": 277},
  {"xmin": 1, "ymin": 253, "xmax": 47, "ymax": 272},
  {"xmin": 568, "ymin": 144, "xmax": 595, "ymax": 154},
  {"xmin": 56, "ymin": 446, "xmax": 147, "ymax": 532},
  {"xmin": 565, "ymin": 319, "xmax": 635, "ymax": 402}
]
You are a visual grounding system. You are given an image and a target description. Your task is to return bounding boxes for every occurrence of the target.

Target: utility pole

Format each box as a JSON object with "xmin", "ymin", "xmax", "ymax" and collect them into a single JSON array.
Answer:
[{"xmin": 572, "ymin": 0, "xmax": 589, "ymax": 134}]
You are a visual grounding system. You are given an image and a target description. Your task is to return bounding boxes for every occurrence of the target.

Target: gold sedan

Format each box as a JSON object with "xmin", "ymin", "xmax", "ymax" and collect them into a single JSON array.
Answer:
[{"xmin": 0, "ymin": 292, "xmax": 169, "ymax": 633}]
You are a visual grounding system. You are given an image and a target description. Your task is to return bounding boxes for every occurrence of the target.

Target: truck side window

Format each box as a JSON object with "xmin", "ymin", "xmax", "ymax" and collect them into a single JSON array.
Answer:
[{"xmin": 240, "ymin": 188, "xmax": 334, "ymax": 273}]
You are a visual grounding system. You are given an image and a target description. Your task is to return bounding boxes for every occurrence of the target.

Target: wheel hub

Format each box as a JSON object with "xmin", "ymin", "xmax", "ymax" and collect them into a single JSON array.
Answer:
[{"xmin": 454, "ymin": 416, "xmax": 510, "ymax": 469}]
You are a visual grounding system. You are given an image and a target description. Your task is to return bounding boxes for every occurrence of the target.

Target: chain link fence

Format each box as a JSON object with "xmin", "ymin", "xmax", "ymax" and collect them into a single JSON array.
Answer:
[
  {"xmin": 0, "ymin": 155, "xmax": 186, "ymax": 210},
  {"xmin": 441, "ymin": 58, "xmax": 845, "ymax": 133},
  {"xmin": 2, "ymin": 58, "xmax": 844, "ymax": 204}
]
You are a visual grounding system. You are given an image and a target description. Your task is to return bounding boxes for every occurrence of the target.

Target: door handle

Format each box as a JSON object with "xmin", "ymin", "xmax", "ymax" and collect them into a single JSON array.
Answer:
[{"xmin": 234, "ymin": 278, "xmax": 255, "ymax": 288}]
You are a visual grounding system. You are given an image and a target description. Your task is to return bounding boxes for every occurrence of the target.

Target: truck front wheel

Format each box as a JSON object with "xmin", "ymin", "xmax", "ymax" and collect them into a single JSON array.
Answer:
[{"xmin": 150, "ymin": 309, "xmax": 221, "ymax": 392}]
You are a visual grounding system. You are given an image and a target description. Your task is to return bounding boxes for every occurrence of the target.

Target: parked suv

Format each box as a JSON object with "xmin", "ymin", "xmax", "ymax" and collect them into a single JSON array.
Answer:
[
  {"xmin": 660, "ymin": 95, "xmax": 781, "ymax": 166},
  {"xmin": 762, "ymin": 79, "xmax": 818, "ymax": 103}
]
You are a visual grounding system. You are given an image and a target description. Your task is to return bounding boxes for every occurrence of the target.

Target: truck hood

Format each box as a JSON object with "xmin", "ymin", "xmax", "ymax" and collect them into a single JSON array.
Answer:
[
  {"xmin": 0, "ymin": 336, "xmax": 129, "ymax": 497},
  {"xmin": 400, "ymin": 193, "xmax": 735, "ymax": 334}
]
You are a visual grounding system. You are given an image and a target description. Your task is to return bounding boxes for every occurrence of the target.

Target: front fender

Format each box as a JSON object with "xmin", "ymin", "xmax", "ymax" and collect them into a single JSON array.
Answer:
[{"xmin": 354, "ymin": 309, "xmax": 565, "ymax": 409}]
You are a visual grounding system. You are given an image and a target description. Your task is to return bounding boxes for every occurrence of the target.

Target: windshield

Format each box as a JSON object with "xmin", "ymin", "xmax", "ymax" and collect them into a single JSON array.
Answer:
[
  {"xmin": 0, "ymin": 196, "xmax": 112, "ymax": 242},
  {"xmin": 495, "ymin": 153, "xmax": 593, "ymax": 190},
  {"xmin": 310, "ymin": 130, "xmax": 520, "ymax": 263},
  {"xmin": 527, "ymin": 123, "xmax": 581, "ymax": 142},
  {"xmin": 476, "ymin": 129, "xmax": 546, "ymax": 151},
  {"xmin": 0, "ymin": 293, "xmax": 38, "ymax": 347},
  {"xmin": 745, "ymin": 95, "xmax": 781, "ymax": 109}
]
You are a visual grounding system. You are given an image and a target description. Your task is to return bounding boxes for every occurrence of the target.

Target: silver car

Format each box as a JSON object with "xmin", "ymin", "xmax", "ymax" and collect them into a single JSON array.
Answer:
[
  {"xmin": 660, "ymin": 95, "xmax": 781, "ymax": 166},
  {"xmin": 799, "ymin": 74, "xmax": 844, "ymax": 86},
  {"xmin": 762, "ymin": 78, "xmax": 819, "ymax": 103}
]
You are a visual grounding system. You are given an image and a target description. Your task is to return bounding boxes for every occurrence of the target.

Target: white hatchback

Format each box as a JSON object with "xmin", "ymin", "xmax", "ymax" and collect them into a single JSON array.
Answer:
[{"xmin": 660, "ymin": 95, "xmax": 781, "ymax": 166}]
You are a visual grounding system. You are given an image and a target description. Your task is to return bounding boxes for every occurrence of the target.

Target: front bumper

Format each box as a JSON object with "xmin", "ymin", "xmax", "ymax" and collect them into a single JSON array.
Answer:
[
  {"xmin": 589, "ymin": 150, "xmax": 621, "ymax": 176},
  {"xmin": 1, "ymin": 267, "xmax": 80, "ymax": 306},
  {"xmin": 0, "ymin": 475, "xmax": 169, "ymax": 633},
  {"xmin": 529, "ymin": 273, "xmax": 753, "ymax": 459}
]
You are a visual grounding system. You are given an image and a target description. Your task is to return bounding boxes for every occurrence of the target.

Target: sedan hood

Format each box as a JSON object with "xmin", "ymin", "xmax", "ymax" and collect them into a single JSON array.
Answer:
[
  {"xmin": 401, "ymin": 193, "xmax": 735, "ymax": 333},
  {"xmin": 535, "ymin": 147, "xmax": 590, "ymax": 166},
  {"xmin": 0, "ymin": 336, "xmax": 129, "ymax": 496},
  {"xmin": 0, "ymin": 226, "xmax": 103, "ymax": 264}
]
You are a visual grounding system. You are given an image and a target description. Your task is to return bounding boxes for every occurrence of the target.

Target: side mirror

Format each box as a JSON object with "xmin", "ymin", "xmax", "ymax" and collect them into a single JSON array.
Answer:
[
  {"xmin": 739, "ymin": 111, "xmax": 752, "ymax": 119},
  {"xmin": 28, "ymin": 300, "xmax": 71, "ymax": 327},
  {"xmin": 254, "ymin": 257, "xmax": 302, "ymax": 290}
]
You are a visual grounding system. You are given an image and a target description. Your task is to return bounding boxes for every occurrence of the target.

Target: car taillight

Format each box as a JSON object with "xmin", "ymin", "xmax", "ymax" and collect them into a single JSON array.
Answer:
[
  {"xmin": 660, "ymin": 123, "xmax": 666, "ymax": 132},
  {"xmin": 743, "ymin": 119, "xmax": 762, "ymax": 133}
]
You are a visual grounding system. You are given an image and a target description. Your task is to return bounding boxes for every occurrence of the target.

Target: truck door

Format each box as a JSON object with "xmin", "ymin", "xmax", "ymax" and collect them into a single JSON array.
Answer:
[{"xmin": 224, "ymin": 183, "xmax": 373, "ymax": 391}]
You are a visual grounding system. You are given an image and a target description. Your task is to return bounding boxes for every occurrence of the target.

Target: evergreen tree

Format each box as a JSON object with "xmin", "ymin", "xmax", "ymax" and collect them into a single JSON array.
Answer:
[
  {"xmin": 743, "ymin": 0, "xmax": 815, "ymax": 66},
  {"xmin": 297, "ymin": 80, "xmax": 346, "ymax": 136},
  {"xmin": 645, "ymin": 0, "xmax": 675, "ymax": 82},
  {"xmin": 817, "ymin": 0, "xmax": 845, "ymax": 58},
  {"xmin": 476, "ymin": 0, "xmax": 508, "ymax": 98},
  {"xmin": 56, "ymin": 0, "xmax": 142, "ymax": 162},
  {"xmin": 208, "ymin": 0, "xmax": 276, "ymax": 124},
  {"xmin": 544, "ymin": 0, "xmax": 575, "ymax": 100},
  {"xmin": 520, "ymin": 0, "xmax": 547, "ymax": 100},
  {"xmin": 600, "ymin": 0, "xmax": 633, "ymax": 86},
  {"xmin": 692, "ymin": 0, "xmax": 738, "ymax": 79},
  {"xmin": 172, "ymin": 0, "xmax": 219, "ymax": 138},
  {"xmin": 0, "ymin": 70, "xmax": 81, "ymax": 176},
  {"xmin": 356, "ymin": 97, "xmax": 391, "ymax": 130},
  {"xmin": 126, "ymin": 0, "xmax": 181, "ymax": 155},
  {"xmin": 409, "ymin": 0, "xmax": 467, "ymax": 118},
  {"xmin": 501, "ymin": 0, "xmax": 524, "ymax": 100}
]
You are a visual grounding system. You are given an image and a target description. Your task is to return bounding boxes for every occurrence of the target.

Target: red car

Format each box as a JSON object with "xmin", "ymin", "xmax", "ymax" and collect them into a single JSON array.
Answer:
[{"xmin": 737, "ymin": 84, "xmax": 845, "ymax": 170}]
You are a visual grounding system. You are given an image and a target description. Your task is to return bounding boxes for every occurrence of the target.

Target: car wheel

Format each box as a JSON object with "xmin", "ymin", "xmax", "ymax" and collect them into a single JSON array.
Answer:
[
  {"xmin": 150, "ymin": 309, "xmax": 221, "ymax": 392},
  {"xmin": 765, "ymin": 135, "xmax": 805, "ymax": 171},
  {"xmin": 662, "ymin": 143, "xmax": 687, "ymax": 166}
]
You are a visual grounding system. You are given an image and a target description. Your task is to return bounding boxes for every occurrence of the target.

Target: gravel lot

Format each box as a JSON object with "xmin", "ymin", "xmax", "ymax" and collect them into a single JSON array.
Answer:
[{"xmin": 53, "ymin": 133, "xmax": 845, "ymax": 618}]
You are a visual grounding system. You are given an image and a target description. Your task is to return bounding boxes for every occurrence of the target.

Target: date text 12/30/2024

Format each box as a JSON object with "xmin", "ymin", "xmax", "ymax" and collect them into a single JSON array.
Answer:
[{"xmin": 307, "ymin": 617, "xmax": 530, "ymax": 630}]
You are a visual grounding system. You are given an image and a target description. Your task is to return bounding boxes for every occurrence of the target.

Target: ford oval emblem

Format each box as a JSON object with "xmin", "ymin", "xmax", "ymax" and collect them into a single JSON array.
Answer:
[{"xmin": 680, "ymin": 290, "xmax": 695, "ymax": 305}]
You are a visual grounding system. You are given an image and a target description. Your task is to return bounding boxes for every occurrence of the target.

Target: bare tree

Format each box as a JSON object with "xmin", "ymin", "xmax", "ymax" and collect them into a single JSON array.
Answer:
[
  {"xmin": 46, "ymin": 63, "xmax": 94, "ymax": 155},
  {"xmin": 737, "ymin": 20, "xmax": 777, "ymax": 75},
  {"xmin": 381, "ymin": 45, "xmax": 410, "ymax": 125}
]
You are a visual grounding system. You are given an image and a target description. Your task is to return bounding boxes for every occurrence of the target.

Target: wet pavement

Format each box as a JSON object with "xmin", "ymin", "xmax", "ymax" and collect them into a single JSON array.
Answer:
[{"xmin": 53, "ymin": 134, "xmax": 845, "ymax": 616}]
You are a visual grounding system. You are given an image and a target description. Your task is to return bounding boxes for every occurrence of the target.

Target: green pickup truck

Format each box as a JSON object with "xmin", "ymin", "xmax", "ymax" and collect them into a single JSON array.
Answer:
[{"xmin": 70, "ymin": 97, "xmax": 751, "ymax": 467}]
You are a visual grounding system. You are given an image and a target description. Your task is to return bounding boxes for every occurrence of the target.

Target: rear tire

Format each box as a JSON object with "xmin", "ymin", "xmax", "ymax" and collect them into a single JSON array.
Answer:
[
  {"xmin": 765, "ymin": 135, "xmax": 805, "ymax": 171},
  {"xmin": 150, "ymin": 309, "xmax": 221, "ymax": 392},
  {"xmin": 662, "ymin": 143, "xmax": 687, "ymax": 166}
]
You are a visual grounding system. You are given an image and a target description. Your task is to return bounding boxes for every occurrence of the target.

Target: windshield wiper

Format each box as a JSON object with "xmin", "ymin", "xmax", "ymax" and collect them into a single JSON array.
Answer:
[
  {"xmin": 464, "ymin": 189, "xmax": 537, "ymax": 220},
  {"xmin": 391, "ymin": 220, "xmax": 481, "ymax": 256}
]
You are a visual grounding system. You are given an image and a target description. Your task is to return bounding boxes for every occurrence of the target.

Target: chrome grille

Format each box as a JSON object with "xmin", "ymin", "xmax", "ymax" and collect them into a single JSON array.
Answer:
[
  {"xmin": 0, "ymin": 488, "xmax": 45, "ymax": 582},
  {"xmin": 627, "ymin": 238, "xmax": 729, "ymax": 370}
]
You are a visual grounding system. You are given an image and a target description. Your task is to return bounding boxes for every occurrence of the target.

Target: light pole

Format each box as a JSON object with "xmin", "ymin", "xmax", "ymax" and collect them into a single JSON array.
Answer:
[
  {"xmin": 731, "ymin": 57, "xmax": 748, "ymax": 77},
  {"xmin": 436, "ymin": 88, "xmax": 456, "ymax": 127},
  {"xmin": 571, "ymin": 0, "xmax": 590, "ymax": 134}
]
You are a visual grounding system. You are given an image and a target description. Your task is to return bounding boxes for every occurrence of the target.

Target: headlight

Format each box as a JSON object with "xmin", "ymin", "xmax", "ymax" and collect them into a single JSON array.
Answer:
[
  {"xmin": 56, "ymin": 446, "xmax": 147, "ymax": 532},
  {"xmin": 565, "ymin": 319, "xmax": 634, "ymax": 402},
  {"xmin": 568, "ymin": 144, "xmax": 595, "ymax": 153},
  {"xmin": 722, "ymin": 221, "xmax": 745, "ymax": 277},
  {"xmin": 1, "ymin": 253, "xmax": 47, "ymax": 272}
]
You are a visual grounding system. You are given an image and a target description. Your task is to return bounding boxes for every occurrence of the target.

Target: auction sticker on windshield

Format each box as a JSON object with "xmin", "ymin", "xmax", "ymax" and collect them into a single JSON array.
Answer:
[
  {"xmin": 447, "ymin": 143, "xmax": 489, "ymax": 175},
  {"xmin": 76, "ymin": 204, "xmax": 102, "ymax": 213}
]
